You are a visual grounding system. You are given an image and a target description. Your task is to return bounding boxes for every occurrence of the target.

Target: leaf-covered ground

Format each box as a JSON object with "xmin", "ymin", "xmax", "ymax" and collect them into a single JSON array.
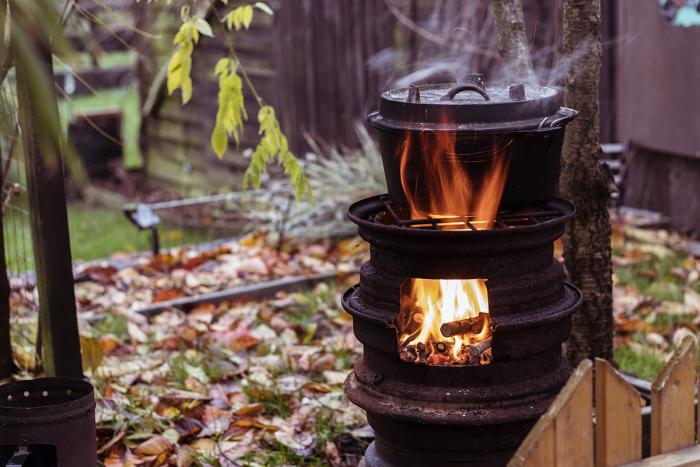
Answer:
[
  {"xmin": 8, "ymin": 219, "xmax": 700, "ymax": 466},
  {"xmin": 11, "ymin": 234, "xmax": 369, "ymax": 466},
  {"xmin": 611, "ymin": 220, "xmax": 700, "ymax": 381}
]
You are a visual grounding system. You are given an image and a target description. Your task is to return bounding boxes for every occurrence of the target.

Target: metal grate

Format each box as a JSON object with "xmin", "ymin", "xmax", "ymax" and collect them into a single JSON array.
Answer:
[{"xmin": 378, "ymin": 197, "xmax": 561, "ymax": 231}]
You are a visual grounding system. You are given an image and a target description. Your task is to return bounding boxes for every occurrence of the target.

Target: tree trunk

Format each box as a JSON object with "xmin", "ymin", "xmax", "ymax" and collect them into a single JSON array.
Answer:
[
  {"xmin": 560, "ymin": 0, "xmax": 613, "ymax": 363},
  {"xmin": 488, "ymin": 0, "xmax": 537, "ymax": 83}
]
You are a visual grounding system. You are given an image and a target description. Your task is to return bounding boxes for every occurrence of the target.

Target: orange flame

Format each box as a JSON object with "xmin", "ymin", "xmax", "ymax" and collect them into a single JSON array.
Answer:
[
  {"xmin": 395, "ymin": 128, "xmax": 511, "ymax": 365},
  {"xmin": 398, "ymin": 130, "xmax": 511, "ymax": 229}
]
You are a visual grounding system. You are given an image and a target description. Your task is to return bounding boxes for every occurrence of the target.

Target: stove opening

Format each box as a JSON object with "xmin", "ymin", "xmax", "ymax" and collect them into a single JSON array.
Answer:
[{"xmin": 397, "ymin": 277, "xmax": 493, "ymax": 366}]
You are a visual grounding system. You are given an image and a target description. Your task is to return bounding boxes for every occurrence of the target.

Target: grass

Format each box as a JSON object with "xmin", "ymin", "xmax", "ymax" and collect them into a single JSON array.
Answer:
[
  {"xmin": 242, "ymin": 383, "xmax": 291, "ymax": 418},
  {"xmin": 4, "ymin": 202, "xmax": 218, "ymax": 273},
  {"xmin": 614, "ymin": 253, "xmax": 688, "ymax": 303},
  {"xmin": 242, "ymin": 443, "xmax": 329, "ymax": 467},
  {"xmin": 614, "ymin": 344, "xmax": 665, "ymax": 382}
]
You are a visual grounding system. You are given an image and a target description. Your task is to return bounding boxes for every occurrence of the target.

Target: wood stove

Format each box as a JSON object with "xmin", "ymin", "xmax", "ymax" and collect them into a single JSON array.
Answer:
[{"xmin": 343, "ymin": 76, "xmax": 582, "ymax": 466}]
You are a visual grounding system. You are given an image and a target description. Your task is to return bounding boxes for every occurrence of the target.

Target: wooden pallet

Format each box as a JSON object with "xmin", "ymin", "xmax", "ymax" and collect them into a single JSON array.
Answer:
[{"xmin": 509, "ymin": 336, "xmax": 700, "ymax": 466}]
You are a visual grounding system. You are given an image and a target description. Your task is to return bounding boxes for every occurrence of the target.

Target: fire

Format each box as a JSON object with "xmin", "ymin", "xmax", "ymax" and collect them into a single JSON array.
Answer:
[
  {"xmin": 398, "ymin": 278, "xmax": 492, "ymax": 365},
  {"xmin": 395, "ymin": 126, "xmax": 511, "ymax": 366},
  {"xmin": 398, "ymin": 130, "xmax": 511, "ymax": 229}
]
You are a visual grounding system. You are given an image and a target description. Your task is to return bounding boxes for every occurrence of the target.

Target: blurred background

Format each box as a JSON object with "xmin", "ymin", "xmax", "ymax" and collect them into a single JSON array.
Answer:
[{"xmin": 2, "ymin": 0, "xmax": 698, "ymax": 272}]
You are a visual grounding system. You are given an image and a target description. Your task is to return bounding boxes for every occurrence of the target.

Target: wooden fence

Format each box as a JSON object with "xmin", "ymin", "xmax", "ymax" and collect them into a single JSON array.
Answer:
[{"xmin": 509, "ymin": 336, "xmax": 700, "ymax": 466}]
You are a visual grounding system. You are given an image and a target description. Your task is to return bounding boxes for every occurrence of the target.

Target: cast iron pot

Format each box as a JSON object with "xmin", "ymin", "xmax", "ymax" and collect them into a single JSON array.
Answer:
[{"xmin": 367, "ymin": 77, "xmax": 577, "ymax": 210}]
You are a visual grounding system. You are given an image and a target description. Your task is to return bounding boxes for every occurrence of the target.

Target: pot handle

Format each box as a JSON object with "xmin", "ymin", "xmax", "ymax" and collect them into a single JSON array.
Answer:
[{"xmin": 440, "ymin": 84, "xmax": 490, "ymax": 101}]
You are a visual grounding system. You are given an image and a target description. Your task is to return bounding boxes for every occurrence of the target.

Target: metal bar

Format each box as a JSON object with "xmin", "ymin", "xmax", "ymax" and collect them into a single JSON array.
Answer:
[
  {"xmin": 14, "ymin": 25, "xmax": 83, "ymax": 378},
  {"xmin": 128, "ymin": 188, "xmax": 291, "ymax": 212},
  {"xmin": 136, "ymin": 271, "xmax": 354, "ymax": 317},
  {"xmin": 382, "ymin": 201, "xmax": 403, "ymax": 225}
]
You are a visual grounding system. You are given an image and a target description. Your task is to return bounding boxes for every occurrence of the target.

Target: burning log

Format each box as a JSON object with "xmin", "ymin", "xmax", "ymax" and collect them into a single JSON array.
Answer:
[
  {"xmin": 415, "ymin": 342, "xmax": 429, "ymax": 362},
  {"xmin": 399, "ymin": 346, "xmax": 418, "ymax": 362},
  {"xmin": 467, "ymin": 338, "xmax": 493, "ymax": 365},
  {"xmin": 440, "ymin": 313, "xmax": 488, "ymax": 338}
]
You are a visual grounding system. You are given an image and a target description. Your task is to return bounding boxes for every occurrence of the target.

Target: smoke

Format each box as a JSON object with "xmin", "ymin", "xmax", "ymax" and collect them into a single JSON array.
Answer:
[{"xmin": 366, "ymin": 0, "xmax": 632, "ymax": 98}]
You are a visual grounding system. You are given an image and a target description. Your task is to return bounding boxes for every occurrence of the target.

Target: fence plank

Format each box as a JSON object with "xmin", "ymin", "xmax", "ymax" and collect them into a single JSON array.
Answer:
[
  {"xmin": 651, "ymin": 336, "xmax": 696, "ymax": 456},
  {"xmin": 621, "ymin": 444, "xmax": 700, "ymax": 466},
  {"xmin": 555, "ymin": 361, "xmax": 594, "ymax": 467},
  {"xmin": 595, "ymin": 358, "xmax": 643, "ymax": 466},
  {"xmin": 508, "ymin": 360, "xmax": 593, "ymax": 467}
]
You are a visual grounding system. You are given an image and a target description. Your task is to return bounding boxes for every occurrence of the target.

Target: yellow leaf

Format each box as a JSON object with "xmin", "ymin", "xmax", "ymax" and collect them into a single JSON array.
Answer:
[
  {"xmin": 211, "ymin": 125, "xmax": 228, "ymax": 158},
  {"xmin": 181, "ymin": 78, "xmax": 192, "ymax": 104},
  {"xmin": 80, "ymin": 336, "xmax": 104, "ymax": 373},
  {"xmin": 242, "ymin": 5, "xmax": 254, "ymax": 28}
]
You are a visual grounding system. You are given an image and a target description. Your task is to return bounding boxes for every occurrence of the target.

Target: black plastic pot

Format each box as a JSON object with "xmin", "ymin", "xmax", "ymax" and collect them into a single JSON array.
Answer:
[{"xmin": 368, "ymin": 78, "xmax": 577, "ymax": 210}]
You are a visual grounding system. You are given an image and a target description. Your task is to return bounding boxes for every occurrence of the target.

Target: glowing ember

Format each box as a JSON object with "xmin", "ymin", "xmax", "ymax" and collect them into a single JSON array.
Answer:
[{"xmin": 395, "ymin": 124, "xmax": 511, "ymax": 366}]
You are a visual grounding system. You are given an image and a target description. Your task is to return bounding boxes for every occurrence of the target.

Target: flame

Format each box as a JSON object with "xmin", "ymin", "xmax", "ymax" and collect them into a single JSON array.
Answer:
[
  {"xmin": 398, "ymin": 130, "xmax": 511, "ymax": 229},
  {"xmin": 395, "ymin": 126, "xmax": 511, "ymax": 365},
  {"xmin": 399, "ymin": 278, "xmax": 491, "ymax": 365}
]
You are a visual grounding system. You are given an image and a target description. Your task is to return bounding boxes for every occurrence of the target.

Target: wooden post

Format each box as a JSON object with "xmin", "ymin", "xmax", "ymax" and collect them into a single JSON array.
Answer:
[
  {"xmin": 650, "ymin": 336, "xmax": 696, "ymax": 456},
  {"xmin": 508, "ymin": 360, "xmax": 594, "ymax": 467},
  {"xmin": 594, "ymin": 358, "xmax": 643, "ymax": 466},
  {"xmin": 13, "ymin": 15, "xmax": 82, "ymax": 377}
]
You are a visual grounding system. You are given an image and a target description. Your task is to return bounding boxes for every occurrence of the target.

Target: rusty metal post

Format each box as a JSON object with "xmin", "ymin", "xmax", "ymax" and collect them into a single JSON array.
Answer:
[{"xmin": 13, "ymin": 14, "xmax": 82, "ymax": 378}]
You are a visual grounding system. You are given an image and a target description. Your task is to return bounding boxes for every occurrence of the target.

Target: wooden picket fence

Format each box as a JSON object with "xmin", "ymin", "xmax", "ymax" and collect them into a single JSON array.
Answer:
[{"xmin": 509, "ymin": 336, "xmax": 700, "ymax": 466}]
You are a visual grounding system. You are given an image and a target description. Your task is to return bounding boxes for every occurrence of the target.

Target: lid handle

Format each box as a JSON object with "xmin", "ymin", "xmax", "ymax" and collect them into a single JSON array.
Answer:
[{"xmin": 440, "ymin": 84, "xmax": 490, "ymax": 102}]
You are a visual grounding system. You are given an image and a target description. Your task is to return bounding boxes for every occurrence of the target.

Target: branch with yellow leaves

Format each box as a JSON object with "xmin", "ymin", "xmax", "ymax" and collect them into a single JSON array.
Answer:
[{"xmin": 166, "ymin": 2, "xmax": 310, "ymax": 199}]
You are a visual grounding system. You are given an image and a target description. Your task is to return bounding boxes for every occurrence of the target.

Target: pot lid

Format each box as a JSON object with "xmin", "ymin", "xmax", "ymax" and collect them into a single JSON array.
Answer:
[{"xmin": 368, "ymin": 75, "xmax": 575, "ymax": 132}]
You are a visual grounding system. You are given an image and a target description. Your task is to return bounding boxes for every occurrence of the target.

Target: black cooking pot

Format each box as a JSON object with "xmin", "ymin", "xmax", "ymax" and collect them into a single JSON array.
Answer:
[{"xmin": 367, "ymin": 77, "xmax": 577, "ymax": 210}]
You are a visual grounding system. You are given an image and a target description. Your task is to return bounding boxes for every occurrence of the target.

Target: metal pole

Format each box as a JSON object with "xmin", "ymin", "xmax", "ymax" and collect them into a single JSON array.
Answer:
[{"xmin": 13, "ymin": 17, "xmax": 82, "ymax": 377}]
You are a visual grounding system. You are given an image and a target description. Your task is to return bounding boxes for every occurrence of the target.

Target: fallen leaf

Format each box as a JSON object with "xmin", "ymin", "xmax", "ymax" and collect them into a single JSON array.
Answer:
[
  {"xmin": 304, "ymin": 381, "xmax": 332, "ymax": 393},
  {"xmin": 233, "ymin": 418, "xmax": 279, "ymax": 431},
  {"xmin": 235, "ymin": 402, "xmax": 265, "ymax": 417},
  {"xmin": 134, "ymin": 435, "xmax": 172, "ymax": 457},
  {"xmin": 177, "ymin": 445, "xmax": 197, "ymax": 467},
  {"xmin": 127, "ymin": 322, "xmax": 148, "ymax": 343},
  {"xmin": 80, "ymin": 336, "xmax": 104, "ymax": 373},
  {"xmin": 190, "ymin": 438, "xmax": 217, "ymax": 456},
  {"xmin": 153, "ymin": 289, "xmax": 184, "ymax": 303}
]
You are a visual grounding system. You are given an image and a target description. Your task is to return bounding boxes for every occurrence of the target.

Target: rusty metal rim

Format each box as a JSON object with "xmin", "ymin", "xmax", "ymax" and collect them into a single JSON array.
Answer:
[
  {"xmin": 353, "ymin": 357, "xmax": 570, "ymax": 404},
  {"xmin": 345, "ymin": 372, "xmax": 557, "ymax": 426},
  {"xmin": 341, "ymin": 282, "xmax": 582, "ymax": 330},
  {"xmin": 348, "ymin": 195, "xmax": 575, "ymax": 240},
  {"xmin": 0, "ymin": 377, "xmax": 94, "ymax": 419}
]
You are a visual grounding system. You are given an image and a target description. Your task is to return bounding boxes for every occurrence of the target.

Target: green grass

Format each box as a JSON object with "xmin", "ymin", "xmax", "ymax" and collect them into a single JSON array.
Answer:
[
  {"xmin": 241, "ymin": 443, "xmax": 328, "ymax": 467},
  {"xmin": 614, "ymin": 344, "xmax": 665, "ymax": 382},
  {"xmin": 242, "ymin": 383, "xmax": 291, "ymax": 418},
  {"xmin": 614, "ymin": 253, "xmax": 688, "ymax": 302},
  {"xmin": 4, "ymin": 202, "xmax": 217, "ymax": 273}
]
